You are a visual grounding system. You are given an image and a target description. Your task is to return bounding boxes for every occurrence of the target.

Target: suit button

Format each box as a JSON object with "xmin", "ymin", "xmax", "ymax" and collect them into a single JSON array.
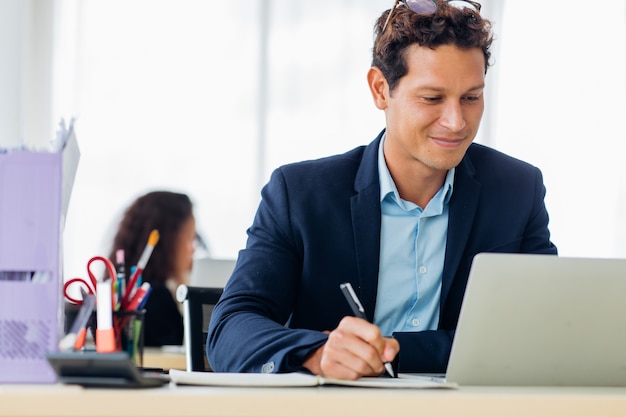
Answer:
[{"xmin": 261, "ymin": 361, "xmax": 275, "ymax": 373}]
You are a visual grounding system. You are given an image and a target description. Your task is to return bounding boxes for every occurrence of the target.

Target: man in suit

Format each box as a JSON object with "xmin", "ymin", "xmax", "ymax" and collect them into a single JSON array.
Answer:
[{"xmin": 207, "ymin": 1, "xmax": 557, "ymax": 379}]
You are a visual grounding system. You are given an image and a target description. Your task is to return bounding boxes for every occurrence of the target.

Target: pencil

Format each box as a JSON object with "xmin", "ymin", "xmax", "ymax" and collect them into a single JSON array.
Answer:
[{"xmin": 121, "ymin": 229, "xmax": 159, "ymax": 309}]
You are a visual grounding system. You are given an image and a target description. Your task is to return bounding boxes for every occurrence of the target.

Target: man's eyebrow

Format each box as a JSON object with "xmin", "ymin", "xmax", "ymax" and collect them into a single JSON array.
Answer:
[
  {"xmin": 467, "ymin": 83, "xmax": 486, "ymax": 91},
  {"xmin": 415, "ymin": 83, "xmax": 485, "ymax": 93}
]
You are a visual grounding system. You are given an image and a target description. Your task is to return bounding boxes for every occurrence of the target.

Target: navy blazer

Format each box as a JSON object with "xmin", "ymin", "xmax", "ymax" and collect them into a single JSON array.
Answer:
[{"xmin": 207, "ymin": 131, "xmax": 557, "ymax": 373}]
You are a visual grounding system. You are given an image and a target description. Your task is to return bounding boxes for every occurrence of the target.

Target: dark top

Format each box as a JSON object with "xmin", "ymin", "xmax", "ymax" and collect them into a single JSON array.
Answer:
[{"xmin": 143, "ymin": 284, "xmax": 183, "ymax": 347}]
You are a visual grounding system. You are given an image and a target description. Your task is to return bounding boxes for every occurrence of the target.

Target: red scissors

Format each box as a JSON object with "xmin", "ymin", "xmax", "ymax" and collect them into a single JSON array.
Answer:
[{"xmin": 63, "ymin": 256, "xmax": 117, "ymax": 305}]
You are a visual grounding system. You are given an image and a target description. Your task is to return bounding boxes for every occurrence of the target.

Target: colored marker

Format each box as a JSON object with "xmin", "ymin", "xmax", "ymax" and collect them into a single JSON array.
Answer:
[
  {"xmin": 96, "ymin": 279, "xmax": 116, "ymax": 353},
  {"xmin": 117, "ymin": 283, "xmax": 152, "ymax": 334},
  {"xmin": 125, "ymin": 283, "xmax": 151, "ymax": 312},
  {"xmin": 115, "ymin": 249, "xmax": 125, "ymax": 310}
]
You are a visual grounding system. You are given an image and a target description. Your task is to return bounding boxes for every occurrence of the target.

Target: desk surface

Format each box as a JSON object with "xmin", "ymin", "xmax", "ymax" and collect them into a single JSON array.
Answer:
[
  {"xmin": 2, "ymin": 382, "xmax": 626, "ymax": 417},
  {"xmin": 142, "ymin": 346, "xmax": 186, "ymax": 371}
]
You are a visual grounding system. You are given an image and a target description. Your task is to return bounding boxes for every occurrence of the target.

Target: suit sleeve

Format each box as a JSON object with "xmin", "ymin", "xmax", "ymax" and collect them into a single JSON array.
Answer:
[
  {"xmin": 520, "ymin": 167, "xmax": 558, "ymax": 254},
  {"xmin": 207, "ymin": 168, "xmax": 327, "ymax": 373}
]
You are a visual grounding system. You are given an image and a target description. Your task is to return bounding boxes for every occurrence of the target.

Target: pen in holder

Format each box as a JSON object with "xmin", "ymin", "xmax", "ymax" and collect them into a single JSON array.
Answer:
[{"xmin": 113, "ymin": 309, "xmax": 146, "ymax": 367}]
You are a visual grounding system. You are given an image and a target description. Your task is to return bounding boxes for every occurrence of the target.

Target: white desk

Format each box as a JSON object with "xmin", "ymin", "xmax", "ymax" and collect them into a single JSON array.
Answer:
[{"xmin": 1, "ymin": 383, "xmax": 626, "ymax": 417}]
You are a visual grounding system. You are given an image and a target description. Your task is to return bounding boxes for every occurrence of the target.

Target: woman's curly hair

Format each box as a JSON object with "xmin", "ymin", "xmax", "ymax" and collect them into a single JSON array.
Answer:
[{"xmin": 108, "ymin": 191, "xmax": 193, "ymax": 285}]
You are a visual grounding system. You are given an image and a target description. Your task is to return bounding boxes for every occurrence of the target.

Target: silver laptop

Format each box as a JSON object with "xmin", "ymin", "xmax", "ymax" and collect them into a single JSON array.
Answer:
[
  {"xmin": 446, "ymin": 253, "xmax": 626, "ymax": 386},
  {"xmin": 189, "ymin": 257, "xmax": 235, "ymax": 288}
]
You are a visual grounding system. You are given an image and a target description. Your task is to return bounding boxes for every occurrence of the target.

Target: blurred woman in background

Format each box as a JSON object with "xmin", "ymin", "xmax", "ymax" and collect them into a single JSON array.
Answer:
[{"xmin": 108, "ymin": 190, "xmax": 197, "ymax": 346}]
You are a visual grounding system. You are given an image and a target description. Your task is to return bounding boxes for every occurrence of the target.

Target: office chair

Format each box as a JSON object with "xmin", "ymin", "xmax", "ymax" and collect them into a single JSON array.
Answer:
[{"xmin": 176, "ymin": 285, "xmax": 223, "ymax": 372}]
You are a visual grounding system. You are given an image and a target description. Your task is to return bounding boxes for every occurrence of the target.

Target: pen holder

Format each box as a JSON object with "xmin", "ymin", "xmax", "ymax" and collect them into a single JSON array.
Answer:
[{"xmin": 113, "ymin": 309, "xmax": 146, "ymax": 367}]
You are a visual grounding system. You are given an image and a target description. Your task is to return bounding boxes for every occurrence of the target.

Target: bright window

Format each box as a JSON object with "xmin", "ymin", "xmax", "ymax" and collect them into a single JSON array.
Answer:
[{"xmin": 56, "ymin": 0, "xmax": 626, "ymax": 281}]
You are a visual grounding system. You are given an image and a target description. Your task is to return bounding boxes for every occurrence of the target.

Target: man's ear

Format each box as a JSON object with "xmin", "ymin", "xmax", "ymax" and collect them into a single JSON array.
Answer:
[{"xmin": 367, "ymin": 66, "xmax": 389, "ymax": 110}]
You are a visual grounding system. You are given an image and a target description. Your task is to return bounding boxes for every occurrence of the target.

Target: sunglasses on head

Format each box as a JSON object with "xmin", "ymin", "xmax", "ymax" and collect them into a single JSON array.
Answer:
[{"xmin": 382, "ymin": 0, "xmax": 482, "ymax": 33}]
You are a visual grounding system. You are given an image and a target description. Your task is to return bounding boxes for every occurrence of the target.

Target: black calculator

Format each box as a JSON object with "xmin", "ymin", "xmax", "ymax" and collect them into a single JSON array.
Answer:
[{"xmin": 46, "ymin": 351, "xmax": 170, "ymax": 388}]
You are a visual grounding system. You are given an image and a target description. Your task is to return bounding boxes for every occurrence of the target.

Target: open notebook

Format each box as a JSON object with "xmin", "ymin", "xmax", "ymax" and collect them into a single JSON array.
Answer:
[
  {"xmin": 169, "ymin": 369, "xmax": 456, "ymax": 389},
  {"xmin": 445, "ymin": 253, "xmax": 626, "ymax": 386}
]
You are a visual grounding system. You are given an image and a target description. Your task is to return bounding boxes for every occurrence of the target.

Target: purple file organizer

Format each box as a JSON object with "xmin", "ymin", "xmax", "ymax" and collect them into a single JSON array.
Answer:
[{"xmin": 0, "ymin": 150, "xmax": 64, "ymax": 383}]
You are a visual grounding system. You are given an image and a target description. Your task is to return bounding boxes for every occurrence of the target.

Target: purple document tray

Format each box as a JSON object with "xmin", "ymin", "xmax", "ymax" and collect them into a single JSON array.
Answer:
[{"xmin": 0, "ymin": 151, "xmax": 63, "ymax": 383}]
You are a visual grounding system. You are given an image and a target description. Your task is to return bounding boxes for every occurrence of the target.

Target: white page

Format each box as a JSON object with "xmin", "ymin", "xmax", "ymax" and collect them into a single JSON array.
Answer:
[{"xmin": 169, "ymin": 370, "xmax": 457, "ymax": 389}]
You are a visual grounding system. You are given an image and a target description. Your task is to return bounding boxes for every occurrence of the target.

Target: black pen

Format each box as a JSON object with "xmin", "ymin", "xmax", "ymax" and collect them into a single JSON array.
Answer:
[{"xmin": 339, "ymin": 282, "xmax": 396, "ymax": 378}]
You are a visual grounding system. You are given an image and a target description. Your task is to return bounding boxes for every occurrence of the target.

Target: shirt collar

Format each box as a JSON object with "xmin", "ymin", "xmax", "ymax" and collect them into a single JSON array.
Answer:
[{"xmin": 378, "ymin": 134, "xmax": 455, "ymax": 209}]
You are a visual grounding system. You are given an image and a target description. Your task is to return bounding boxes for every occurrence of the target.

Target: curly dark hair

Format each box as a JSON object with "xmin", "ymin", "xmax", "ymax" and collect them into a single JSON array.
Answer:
[
  {"xmin": 108, "ymin": 191, "xmax": 193, "ymax": 286},
  {"xmin": 372, "ymin": 2, "xmax": 494, "ymax": 93}
]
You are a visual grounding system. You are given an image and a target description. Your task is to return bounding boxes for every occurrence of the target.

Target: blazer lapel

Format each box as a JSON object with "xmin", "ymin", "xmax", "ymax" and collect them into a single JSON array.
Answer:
[
  {"xmin": 351, "ymin": 134, "xmax": 383, "ymax": 321},
  {"xmin": 441, "ymin": 153, "xmax": 481, "ymax": 309}
]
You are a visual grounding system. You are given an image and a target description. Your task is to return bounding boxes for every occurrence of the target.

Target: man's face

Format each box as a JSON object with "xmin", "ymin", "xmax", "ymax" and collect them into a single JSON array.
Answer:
[{"xmin": 382, "ymin": 44, "xmax": 486, "ymax": 175}]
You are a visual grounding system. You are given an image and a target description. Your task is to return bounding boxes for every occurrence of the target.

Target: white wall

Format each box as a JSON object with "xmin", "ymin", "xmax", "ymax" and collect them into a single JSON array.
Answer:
[
  {"xmin": 60, "ymin": 0, "xmax": 390, "ymax": 279},
  {"xmin": 492, "ymin": 1, "xmax": 626, "ymax": 258},
  {"xmin": 3, "ymin": 1, "xmax": 626, "ymax": 282},
  {"xmin": 0, "ymin": 0, "xmax": 55, "ymax": 150},
  {"xmin": 0, "ymin": 0, "xmax": 24, "ymax": 149}
]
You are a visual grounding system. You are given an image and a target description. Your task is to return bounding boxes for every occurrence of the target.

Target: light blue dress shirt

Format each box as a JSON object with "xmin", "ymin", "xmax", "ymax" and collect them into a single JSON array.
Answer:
[{"xmin": 373, "ymin": 136, "xmax": 454, "ymax": 336}]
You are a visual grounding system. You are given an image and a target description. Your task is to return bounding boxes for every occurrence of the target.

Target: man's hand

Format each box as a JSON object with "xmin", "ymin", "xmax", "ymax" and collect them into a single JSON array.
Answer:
[{"xmin": 303, "ymin": 316, "xmax": 399, "ymax": 380}]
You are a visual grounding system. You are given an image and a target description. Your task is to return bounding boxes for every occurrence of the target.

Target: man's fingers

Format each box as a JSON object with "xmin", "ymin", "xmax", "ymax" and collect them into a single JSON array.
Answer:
[
  {"xmin": 382, "ymin": 338, "xmax": 400, "ymax": 364},
  {"xmin": 322, "ymin": 330, "xmax": 381, "ymax": 379},
  {"xmin": 337, "ymin": 316, "xmax": 386, "ymax": 352},
  {"xmin": 321, "ymin": 318, "xmax": 389, "ymax": 377}
]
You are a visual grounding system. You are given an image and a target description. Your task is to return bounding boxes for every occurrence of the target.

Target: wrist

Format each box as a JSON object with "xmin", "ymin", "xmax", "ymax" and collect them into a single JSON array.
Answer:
[{"xmin": 302, "ymin": 344, "xmax": 325, "ymax": 375}]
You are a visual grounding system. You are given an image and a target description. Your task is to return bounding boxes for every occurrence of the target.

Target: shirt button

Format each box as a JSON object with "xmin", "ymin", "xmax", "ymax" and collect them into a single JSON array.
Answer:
[
  {"xmin": 411, "ymin": 318, "xmax": 420, "ymax": 327},
  {"xmin": 419, "ymin": 266, "xmax": 427, "ymax": 274}
]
